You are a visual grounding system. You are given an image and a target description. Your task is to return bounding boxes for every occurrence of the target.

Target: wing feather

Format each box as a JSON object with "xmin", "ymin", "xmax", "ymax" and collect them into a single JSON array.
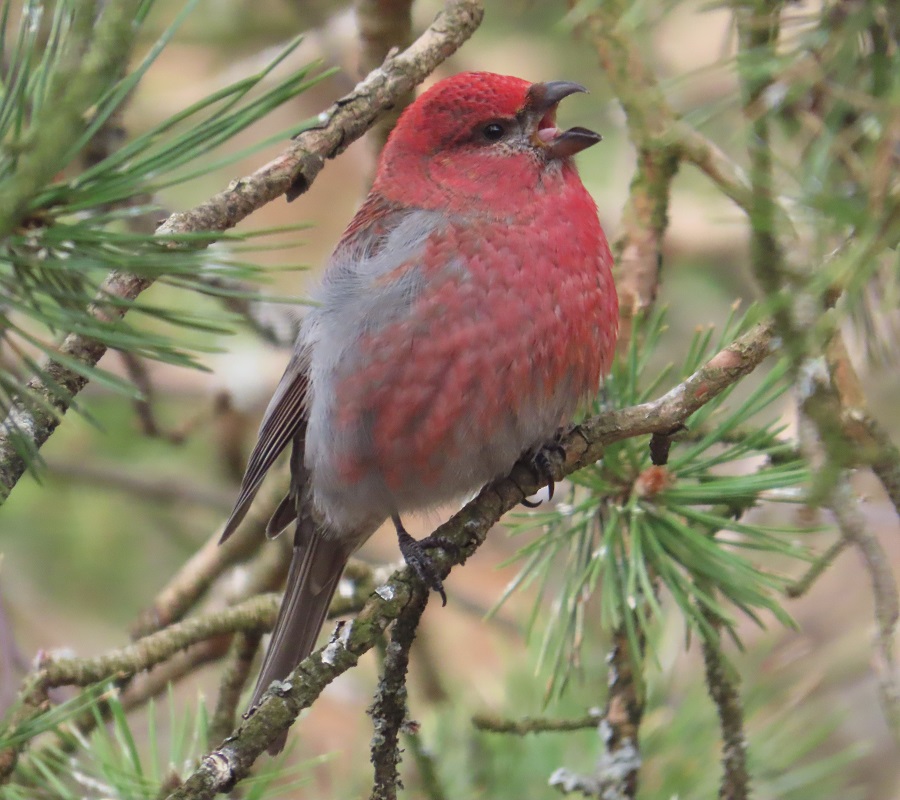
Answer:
[{"xmin": 220, "ymin": 349, "xmax": 310, "ymax": 543}]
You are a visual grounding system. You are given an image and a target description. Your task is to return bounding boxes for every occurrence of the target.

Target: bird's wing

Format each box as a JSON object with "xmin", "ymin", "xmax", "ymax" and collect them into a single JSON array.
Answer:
[{"xmin": 219, "ymin": 348, "xmax": 310, "ymax": 543}]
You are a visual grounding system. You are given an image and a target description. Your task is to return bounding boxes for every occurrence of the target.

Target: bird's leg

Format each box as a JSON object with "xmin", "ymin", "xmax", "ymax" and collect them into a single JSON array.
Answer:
[
  {"xmin": 521, "ymin": 433, "xmax": 566, "ymax": 508},
  {"xmin": 392, "ymin": 514, "xmax": 448, "ymax": 607}
]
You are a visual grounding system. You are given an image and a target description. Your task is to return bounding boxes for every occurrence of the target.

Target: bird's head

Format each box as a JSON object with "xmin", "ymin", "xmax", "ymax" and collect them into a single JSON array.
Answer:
[{"xmin": 373, "ymin": 72, "xmax": 601, "ymax": 213}]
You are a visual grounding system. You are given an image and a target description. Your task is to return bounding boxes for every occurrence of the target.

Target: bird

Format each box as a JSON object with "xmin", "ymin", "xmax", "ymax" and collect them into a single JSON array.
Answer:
[{"xmin": 220, "ymin": 71, "xmax": 618, "ymax": 751}]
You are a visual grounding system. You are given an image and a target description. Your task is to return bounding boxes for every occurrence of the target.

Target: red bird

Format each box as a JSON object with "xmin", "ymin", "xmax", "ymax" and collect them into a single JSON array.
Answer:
[{"xmin": 221, "ymin": 71, "xmax": 618, "ymax": 750}]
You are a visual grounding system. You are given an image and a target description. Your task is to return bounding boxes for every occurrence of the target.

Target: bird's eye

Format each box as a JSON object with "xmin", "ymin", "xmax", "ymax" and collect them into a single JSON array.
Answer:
[{"xmin": 481, "ymin": 122, "xmax": 507, "ymax": 142}]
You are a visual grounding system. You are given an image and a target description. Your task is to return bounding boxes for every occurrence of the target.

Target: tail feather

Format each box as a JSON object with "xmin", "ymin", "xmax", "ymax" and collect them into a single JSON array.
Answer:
[{"xmin": 252, "ymin": 533, "xmax": 349, "ymax": 754}]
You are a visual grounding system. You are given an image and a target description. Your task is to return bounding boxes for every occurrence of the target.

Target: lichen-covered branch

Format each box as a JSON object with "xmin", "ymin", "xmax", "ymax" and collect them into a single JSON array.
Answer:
[
  {"xmin": 37, "ymin": 595, "xmax": 279, "ymax": 689},
  {"xmin": 547, "ymin": 631, "xmax": 644, "ymax": 799},
  {"xmin": 577, "ymin": 0, "xmax": 676, "ymax": 321},
  {"xmin": 131, "ymin": 485, "xmax": 289, "ymax": 637},
  {"xmin": 784, "ymin": 537, "xmax": 848, "ymax": 599},
  {"xmin": 0, "ymin": 556, "xmax": 379, "ymax": 783},
  {"xmin": 701, "ymin": 610, "xmax": 749, "ymax": 800},
  {"xmin": 473, "ymin": 710, "xmax": 602, "ymax": 734},
  {"xmin": 368, "ymin": 588, "xmax": 428, "ymax": 800},
  {"xmin": 725, "ymin": 0, "xmax": 900, "ymax": 746}
]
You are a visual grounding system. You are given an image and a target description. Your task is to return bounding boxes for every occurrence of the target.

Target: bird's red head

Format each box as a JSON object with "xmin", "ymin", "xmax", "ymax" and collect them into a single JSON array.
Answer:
[{"xmin": 373, "ymin": 71, "xmax": 601, "ymax": 213}]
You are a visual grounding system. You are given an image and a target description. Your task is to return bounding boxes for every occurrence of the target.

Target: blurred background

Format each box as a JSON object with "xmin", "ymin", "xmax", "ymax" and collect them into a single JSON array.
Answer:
[{"xmin": 1, "ymin": 0, "xmax": 898, "ymax": 797}]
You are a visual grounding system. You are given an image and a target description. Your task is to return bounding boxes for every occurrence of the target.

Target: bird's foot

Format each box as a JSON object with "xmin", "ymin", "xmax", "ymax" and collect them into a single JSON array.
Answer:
[
  {"xmin": 393, "ymin": 515, "xmax": 449, "ymax": 606},
  {"xmin": 521, "ymin": 436, "xmax": 566, "ymax": 508}
]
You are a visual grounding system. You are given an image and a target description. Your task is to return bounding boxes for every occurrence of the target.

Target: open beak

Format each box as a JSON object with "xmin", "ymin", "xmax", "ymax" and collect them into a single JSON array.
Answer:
[{"xmin": 525, "ymin": 81, "xmax": 602, "ymax": 159}]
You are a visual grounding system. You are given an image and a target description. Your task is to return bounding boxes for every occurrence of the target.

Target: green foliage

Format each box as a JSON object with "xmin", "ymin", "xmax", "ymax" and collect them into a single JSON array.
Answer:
[
  {"xmin": 2, "ymin": 685, "xmax": 311, "ymax": 800},
  {"xmin": 0, "ymin": 0, "xmax": 327, "ymax": 471},
  {"xmin": 742, "ymin": 0, "xmax": 899, "ymax": 361},
  {"xmin": 0, "ymin": 686, "xmax": 208, "ymax": 800},
  {"xmin": 500, "ymin": 307, "xmax": 814, "ymax": 693}
]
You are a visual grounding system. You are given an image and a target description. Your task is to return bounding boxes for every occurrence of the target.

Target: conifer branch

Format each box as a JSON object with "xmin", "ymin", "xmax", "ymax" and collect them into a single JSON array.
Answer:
[
  {"xmin": 0, "ymin": 0, "xmax": 143, "ymax": 238},
  {"xmin": 33, "ymin": 595, "xmax": 280, "ymax": 690}
]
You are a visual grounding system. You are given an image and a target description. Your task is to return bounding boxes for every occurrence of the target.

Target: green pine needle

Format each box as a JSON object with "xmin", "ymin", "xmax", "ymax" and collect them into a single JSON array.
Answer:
[
  {"xmin": 0, "ymin": 0, "xmax": 328, "ymax": 479},
  {"xmin": 502, "ymin": 307, "xmax": 815, "ymax": 696}
]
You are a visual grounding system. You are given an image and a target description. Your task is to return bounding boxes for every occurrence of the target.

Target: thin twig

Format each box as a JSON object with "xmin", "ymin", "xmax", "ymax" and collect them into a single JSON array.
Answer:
[
  {"xmin": 37, "ymin": 595, "xmax": 279, "ymax": 689},
  {"xmin": 208, "ymin": 632, "xmax": 263, "ymax": 746},
  {"xmin": 796, "ymin": 354, "xmax": 900, "ymax": 743},
  {"xmin": 46, "ymin": 458, "xmax": 234, "ymax": 511},
  {"xmin": 828, "ymin": 479, "xmax": 900, "ymax": 742},
  {"xmin": 402, "ymin": 723, "xmax": 448, "ymax": 800},
  {"xmin": 473, "ymin": 710, "xmax": 601, "ymax": 735},
  {"xmin": 547, "ymin": 631, "xmax": 643, "ymax": 798},
  {"xmin": 784, "ymin": 537, "xmax": 849, "ymax": 598},
  {"xmin": 130, "ymin": 483, "xmax": 288, "ymax": 637},
  {"xmin": 0, "ymin": 597, "xmax": 277, "ymax": 775},
  {"xmin": 700, "ymin": 609, "xmax": 749, "ymax": 800},
  {"xmin": 826, "ymin": 331, "xmax": 900, "ymax": 519},
  {"xmin": 0, "ymin": 560, "xmax": 382, "ymax": 780},
  {"xmin": 369, "ymin": 588, "xmax": 428, "ymax": 800},
  {"xmin": 117, "ymin": 351, "xmax": 189, "ymax": 444},
  {"xmin": 198, "ymin": 275, "xmax": 300, "ymax": 348},
  {"xmin": 577, "ymin": 0, "xmax": 676, "ymax": 324},
  {"xmin": 734, "ymin": 1, "xmax": 801, "ymax": 363}
]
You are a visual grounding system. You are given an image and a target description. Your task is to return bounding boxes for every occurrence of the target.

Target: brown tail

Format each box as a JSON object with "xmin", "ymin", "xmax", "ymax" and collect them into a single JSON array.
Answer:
[{"xmin": 252, "ymin": 532, "xmax": 349, "ymax": 754}]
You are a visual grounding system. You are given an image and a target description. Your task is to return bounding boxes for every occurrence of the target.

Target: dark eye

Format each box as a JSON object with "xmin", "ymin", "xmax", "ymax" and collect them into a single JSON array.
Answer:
[{"xmin": 481, "ymin": 122, "xmax": 507, "ymax": 142}]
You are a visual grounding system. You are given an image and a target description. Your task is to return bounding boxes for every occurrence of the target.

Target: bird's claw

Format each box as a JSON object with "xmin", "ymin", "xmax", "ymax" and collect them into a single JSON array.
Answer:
[
  {"xmin": 522, "ymin": 439, "xmax": 565, "ymax": 508},
  {"xmin": 395, "ymin": 526, "xmax": 448, "ymax": 606}
]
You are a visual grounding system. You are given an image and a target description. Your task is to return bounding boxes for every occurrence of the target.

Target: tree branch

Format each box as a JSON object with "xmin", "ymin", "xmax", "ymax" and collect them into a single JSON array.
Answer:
[
  {"xmin": 701, "ymin": 610, "xmax": 749, "ymax": 800},
  {"xmin": 828, "ymin": 479, "xmax": 900, "ymax": 742},
  {"xmin": 577, "ymin": 0, "xmax": 676, "ymax": 322},
  {"xmin": 0, "ymin": 557, "xmax": 381, "ymax": 784},
  {"xmin": 36, "ymin": 595, "xmax": 279, "ymax": 690},
  {"xmin": 130, "ymin": 485, "xmax": 289, "ymax": 637},
  {"xmin": 368, "ymin": 588, "xmax": 428, "ymax": 800},
  {"xmin": 784, "ymin": 537, "xmax": 848, "ymax": 599},
  {"xmin": 473, "ymin": 710, "xmax": 602, "ymax": 735}
]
